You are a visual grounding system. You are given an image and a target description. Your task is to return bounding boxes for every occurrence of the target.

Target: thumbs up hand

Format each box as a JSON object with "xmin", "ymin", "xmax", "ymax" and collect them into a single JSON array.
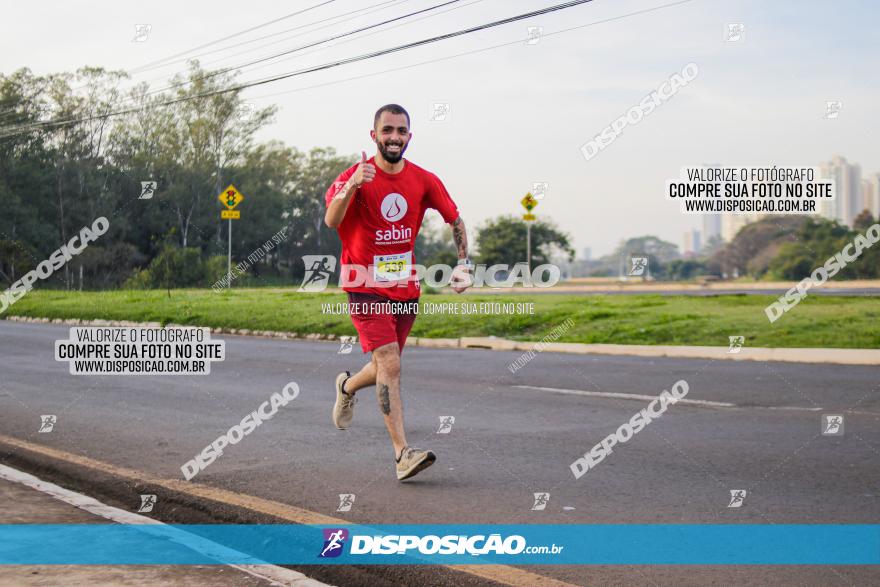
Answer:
[{"xmin": 352, "ymin": 151, "xmax": 376, "ymax": 187}]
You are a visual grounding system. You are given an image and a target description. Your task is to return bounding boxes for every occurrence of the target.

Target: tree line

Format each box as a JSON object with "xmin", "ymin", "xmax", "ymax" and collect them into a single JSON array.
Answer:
[
  {"xmin": 585, "ymin": 213, "xmax": 880, "ymax": 281},
  {"xmin": 0, "ymin": 62, "xmax": 362, "ymax": 290},
  {"xmin": 1, "ymin": 63, "xmax": 579, "ymax": 291}
]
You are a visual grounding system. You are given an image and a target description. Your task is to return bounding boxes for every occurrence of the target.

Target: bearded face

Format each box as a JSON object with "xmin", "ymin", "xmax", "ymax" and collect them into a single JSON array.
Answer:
[
  {"xmin": 372, "ymin": 111, "xmax": 411, "ymax": 164},
  {"xmin": 377, "ymin": 135, "xmax": 409, "ymax": 163}
]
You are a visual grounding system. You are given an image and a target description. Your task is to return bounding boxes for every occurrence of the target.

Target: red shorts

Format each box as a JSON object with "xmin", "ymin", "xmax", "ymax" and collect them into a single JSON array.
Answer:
[{"xmin": 347, "ymin": 292, "xmax": 419, "ymax": 353}]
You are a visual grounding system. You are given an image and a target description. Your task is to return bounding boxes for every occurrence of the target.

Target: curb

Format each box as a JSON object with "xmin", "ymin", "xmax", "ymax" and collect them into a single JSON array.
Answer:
[{"xmin": 5, "ymin": 315, "xmax": 879, "ymax": 365}]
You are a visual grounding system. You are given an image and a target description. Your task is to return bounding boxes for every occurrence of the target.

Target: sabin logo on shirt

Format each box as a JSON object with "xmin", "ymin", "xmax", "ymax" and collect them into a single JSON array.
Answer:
[
  {"xmin": 380, "ymin": 193, "xmax": 408, "ymax": 222},
  {"xmin": 375, "ymin": 225, "xmax": 412, "ymax": 243}
]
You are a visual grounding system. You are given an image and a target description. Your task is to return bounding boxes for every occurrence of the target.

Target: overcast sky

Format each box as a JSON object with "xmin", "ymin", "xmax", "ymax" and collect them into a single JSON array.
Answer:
[{"xmin": 3, "ymin": 0, "xmax": 878, "ymax": 256}]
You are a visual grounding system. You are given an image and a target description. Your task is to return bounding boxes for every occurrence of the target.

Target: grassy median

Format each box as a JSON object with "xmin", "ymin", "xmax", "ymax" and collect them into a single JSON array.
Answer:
[{"xmin": 4, "ymin": 288, "xmax": 880, "ymax": 348}]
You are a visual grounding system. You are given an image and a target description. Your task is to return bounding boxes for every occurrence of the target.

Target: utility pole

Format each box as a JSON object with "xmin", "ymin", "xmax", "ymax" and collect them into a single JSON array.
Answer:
[
  {"xmin": 227, "ymin": 217, "xmax": 232, "ymax": 288},
  {"xmin": 520, "ymin": 192, "xmax": 538, "ymax": 272},
  {"xmin": 526, "ymin": 222, "xmax": 532, "ymax": 272}
]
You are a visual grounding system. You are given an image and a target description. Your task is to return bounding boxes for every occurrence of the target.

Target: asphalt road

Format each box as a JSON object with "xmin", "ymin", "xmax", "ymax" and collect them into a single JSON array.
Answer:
[{"xmin": 1, "ymin": 320, "xmax": 878, "ymax": 586}]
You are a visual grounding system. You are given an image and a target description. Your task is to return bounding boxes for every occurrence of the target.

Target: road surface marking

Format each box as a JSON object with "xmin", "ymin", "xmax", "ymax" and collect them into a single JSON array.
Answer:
[
  {"xmin": 512, "ymin": 385, "xmax": 736, "ymax": 407},
  {"xmin": 0, "ymin": 433, "xmax": 578, "ymax": 587},
  {"xmin": 512, "ymin": 385, "xmax": 880, "ymax": 414},
  {"xmin": 0, "ymin": 462, "xmax": 328, "ymax": 587}
]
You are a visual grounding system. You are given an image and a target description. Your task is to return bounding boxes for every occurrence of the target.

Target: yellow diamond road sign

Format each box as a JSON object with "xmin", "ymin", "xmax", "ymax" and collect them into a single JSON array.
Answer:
[
  {"xmin": 521, "ymin": 192, "xmax": 538, "ymax": 212},
  {"xmin": 218, "ymin": 184, "xmax": 245, "ymax": 210}
]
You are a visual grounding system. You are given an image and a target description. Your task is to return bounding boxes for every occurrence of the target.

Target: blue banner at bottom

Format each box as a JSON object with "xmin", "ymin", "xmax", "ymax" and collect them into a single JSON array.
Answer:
[{"xmin": 0, "ymin": 524, "xmax": 877, "ymax": 565}]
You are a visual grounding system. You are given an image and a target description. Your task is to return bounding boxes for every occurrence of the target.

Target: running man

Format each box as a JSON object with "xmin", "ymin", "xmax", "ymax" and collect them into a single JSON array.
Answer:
[{"xmin": 324, "ymin": 104, "xmax": 472, "ymax": 481}]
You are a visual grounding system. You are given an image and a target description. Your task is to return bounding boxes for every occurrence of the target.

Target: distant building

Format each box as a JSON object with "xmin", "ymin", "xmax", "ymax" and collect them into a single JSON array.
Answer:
[
  {"xmin": 682, "ymin": 229, "xmax": 701, "ymax": 257},
  {"xmin": 819, "ymin": 155, "xmax": 862, "ymax": 226},
  {"xmin": 701, "ymin": 163, "xmax": 724, "ymax": 242},
  {"xmin": 702, "ymin": 213, "xmax": 721, "ymax": 242},
  {"xmin": 862, "ymin": 173, "xmax": 880, "ymax": 219},
  {"xmin": 581, "ymin": 247, "xmax": 591, "ymax": 262}
]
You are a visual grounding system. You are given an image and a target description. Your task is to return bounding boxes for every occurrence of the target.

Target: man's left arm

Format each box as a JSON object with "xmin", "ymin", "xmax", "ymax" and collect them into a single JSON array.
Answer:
[
  {"xmin": 451, "ymin": 216, "xmax": 468, "ymax": 260},
  {"xmin": 450, "ymin": 215, "xmax": 472, "ymax": 294},
  {"xmin": 425, "ymin": 173, "xmax": 471, "ymax": 293}
]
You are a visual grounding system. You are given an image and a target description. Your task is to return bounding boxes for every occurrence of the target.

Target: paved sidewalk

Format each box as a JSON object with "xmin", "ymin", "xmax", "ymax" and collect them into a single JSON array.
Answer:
[{"xmin": 0, "ymin": 477, "xmax": 277, "ymax": 587}]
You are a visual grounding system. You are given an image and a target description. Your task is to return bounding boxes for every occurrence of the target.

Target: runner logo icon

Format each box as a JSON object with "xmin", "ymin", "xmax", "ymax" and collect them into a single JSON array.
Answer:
[
  {"xmin": 822, "ymin": 414, "xmax": 844, "ymax": 435},
  {"xmin": 437, "ymin": 416, "xmax": 455, "ymax": 434},
  {"xmin": 531, "ymin": 492, "xmax": 550, "ymax": 510},
  {"xmin": 727, "ymin": 489, "xmax": 747, "ymax": 508},
  {"xmin": 319, "ymin": 528, "xmax": 349, "ymax": 558},
  {"xmin": 38, "ymin": 415, "xmax": 57, "ymax": 433},
  {"xmin": 380, "ymin": 193, "xmax": 407, "ymax": 222},
  {"xmin": 338, "ymin": 336, "xmax": 356, "ymax": 354},
  {"xmin": 629, "ymin": 257, "xmax": 648, "ymax": 276},
  {"xmin": 337, "ymin": 493, "xmax": 356, "ymax": 512},
  {"xmin": 139, "ymin": 181, "xmax": 157, "ymax": 199},
  {"xmin": 299, "ymin": 255, "xmax": 337, "ymax": 292},
  {"xmin": 138, "ymin": 494, "xmax": 157, "ymax": 513},
  {"xmin": 728, "ymin": 336, "xmax": 745, "ymax": 354}
]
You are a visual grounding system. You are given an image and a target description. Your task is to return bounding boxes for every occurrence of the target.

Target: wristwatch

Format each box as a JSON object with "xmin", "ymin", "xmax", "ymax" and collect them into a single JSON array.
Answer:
[{"xmin": 456, "ymin": 258, "xmax": 473, "ymax": 267}]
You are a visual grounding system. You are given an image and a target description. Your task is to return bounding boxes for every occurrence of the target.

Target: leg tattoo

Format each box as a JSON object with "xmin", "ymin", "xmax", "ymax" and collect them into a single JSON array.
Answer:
[{"xmin": 378, "ymin": 383, "xmax": 391, "ymax": 415}]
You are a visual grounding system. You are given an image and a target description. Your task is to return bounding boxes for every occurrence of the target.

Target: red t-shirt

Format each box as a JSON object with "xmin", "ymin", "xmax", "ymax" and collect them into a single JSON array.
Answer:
[{"xmin": 325, "ymin": 157, "xmax": 459, "ymax": 301}]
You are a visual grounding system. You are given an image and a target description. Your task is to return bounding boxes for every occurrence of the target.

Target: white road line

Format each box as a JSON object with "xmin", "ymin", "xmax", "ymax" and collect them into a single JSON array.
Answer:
[
  {"xmin": 763, "ymin": 406, "xmax": 822, "ymax": 412},
  {"xmin": 511, "ymin": 385, "xmax": 737, "ymax": 408},
  {"xmin": 512, "ymin": 385, "xmax": 880, "ymax": 415},
  {"xmin": 0, "ymin": 463, "xmax": 331, "ymax": 587}
]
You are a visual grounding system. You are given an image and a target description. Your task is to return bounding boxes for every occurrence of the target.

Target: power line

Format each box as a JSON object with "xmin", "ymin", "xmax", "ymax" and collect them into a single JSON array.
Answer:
[
  {"xmin": 0, "ymin": 0, "xmax": 405, "ymax": 123},
  {"xmin": 131, "ymin": 0, "xmax": 338, "ymax": 72},
  {"xmin": 0, "ymin": 0, "xmax": 601, "ymax": 140},
  {"xmin": 207, "ymin": 0, "xmax": 599, "ymax": 93},
  {"xmin": 123, "ymin": 0, "xmax": 419, "ymax": 107},
  {"xmin": 0, "ymin": 0, "xmax": 453, "ymax": 125},
  {"xmin": 131, "ymin": 0, "xmax": 407, "ymax": 76},
  {"xmin": 248, "ymin": 0, "xmax": 696, "ymax": 104},
  {"xmin": 139, "ymin": 0, "xmax": 468, "ymax": 99},
  {"xmin": 193, "ymin": 0, "xmax": 485, "ymax": 84}
]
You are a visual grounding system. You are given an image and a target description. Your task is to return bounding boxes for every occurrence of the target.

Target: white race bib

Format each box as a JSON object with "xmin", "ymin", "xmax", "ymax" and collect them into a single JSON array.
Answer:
[{"xmin": 373, "ymin": 251, "xmax": 412, "ymax": 282}]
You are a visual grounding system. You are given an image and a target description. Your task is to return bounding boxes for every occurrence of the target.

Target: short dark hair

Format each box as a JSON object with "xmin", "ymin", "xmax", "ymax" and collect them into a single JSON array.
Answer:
[{"xmin": 374, "ymin": 104, "xmax": 410, "ymax": 129}]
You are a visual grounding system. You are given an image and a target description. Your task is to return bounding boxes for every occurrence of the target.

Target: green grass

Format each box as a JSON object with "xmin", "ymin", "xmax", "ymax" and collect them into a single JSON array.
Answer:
[{"xmin": 5, "ymin": 289, "xmax": 880, "ymax": 348}]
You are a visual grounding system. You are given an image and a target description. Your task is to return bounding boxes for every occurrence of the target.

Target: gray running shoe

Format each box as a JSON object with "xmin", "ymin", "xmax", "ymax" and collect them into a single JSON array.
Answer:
[
  {"xmin": 332, "ymin": 371, "xmax": 356, "ymax": 430},
  {"xmin": 396, "ymin": 446, "xmax": 436, "ymax": 481}
]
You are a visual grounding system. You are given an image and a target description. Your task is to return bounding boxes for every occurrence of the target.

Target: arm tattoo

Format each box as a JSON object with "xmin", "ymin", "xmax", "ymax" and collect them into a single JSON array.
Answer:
[
  {"xmin": 452, "ymin": 217, "xmax": 468, "ymax": 259},
  {"xmin": 378, "ymin": 383, "xmax": 391, "ymax": 415}
]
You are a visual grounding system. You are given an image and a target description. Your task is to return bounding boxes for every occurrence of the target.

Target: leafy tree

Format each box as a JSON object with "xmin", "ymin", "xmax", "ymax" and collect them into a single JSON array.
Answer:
[
  {"xmin": 75, "ymin": 242, "xmax": 145, "ymax": 289},
  {"xmin": 854, "ymin": 209, "xmax": 876, "ymax": 232},
  {"xmin": 768, "ymin": 244, "xmax": 816, "ymax": 280},
  {"xmin": 45, "ymin": 67, "xmax": 128, "ymax": 287},
  {"xmin": 666, "ymin": 259, "xmax": 707, "ymax": 280},
  {"xmin": 700, "ymin": 234, "xmax": 725, "ymax": 257},
  {"xmin": 591, "ymin": 235, "xmax": 680, "ymax": 279},
  {"xmin": 709, "ymin": 216, "xmax": 808, "ymax": 278},
  {"xmin": 415, "ymin": 215, "xmax": 457, "ymax": 267},
  {"xmin": 475, "ymin": 215, "xmax": 574, "ymax": 267},
  {"xmin": 0, "ymin": 237, "xmax": 34, "ymax": 284},
  {"xmin": 288, "ymin": 147, "xmax": 355, "ymax": 255},
  {"xmin": 124, "ymin": 246, "xmax": 216, "ymax": 289},
  {"xmin": 111, "ymin": 61, "xmax": 276, "ymax": 249},
  {"xmin": 768, "ymin": 217, "xmax": 879, "ymax": 280}
]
